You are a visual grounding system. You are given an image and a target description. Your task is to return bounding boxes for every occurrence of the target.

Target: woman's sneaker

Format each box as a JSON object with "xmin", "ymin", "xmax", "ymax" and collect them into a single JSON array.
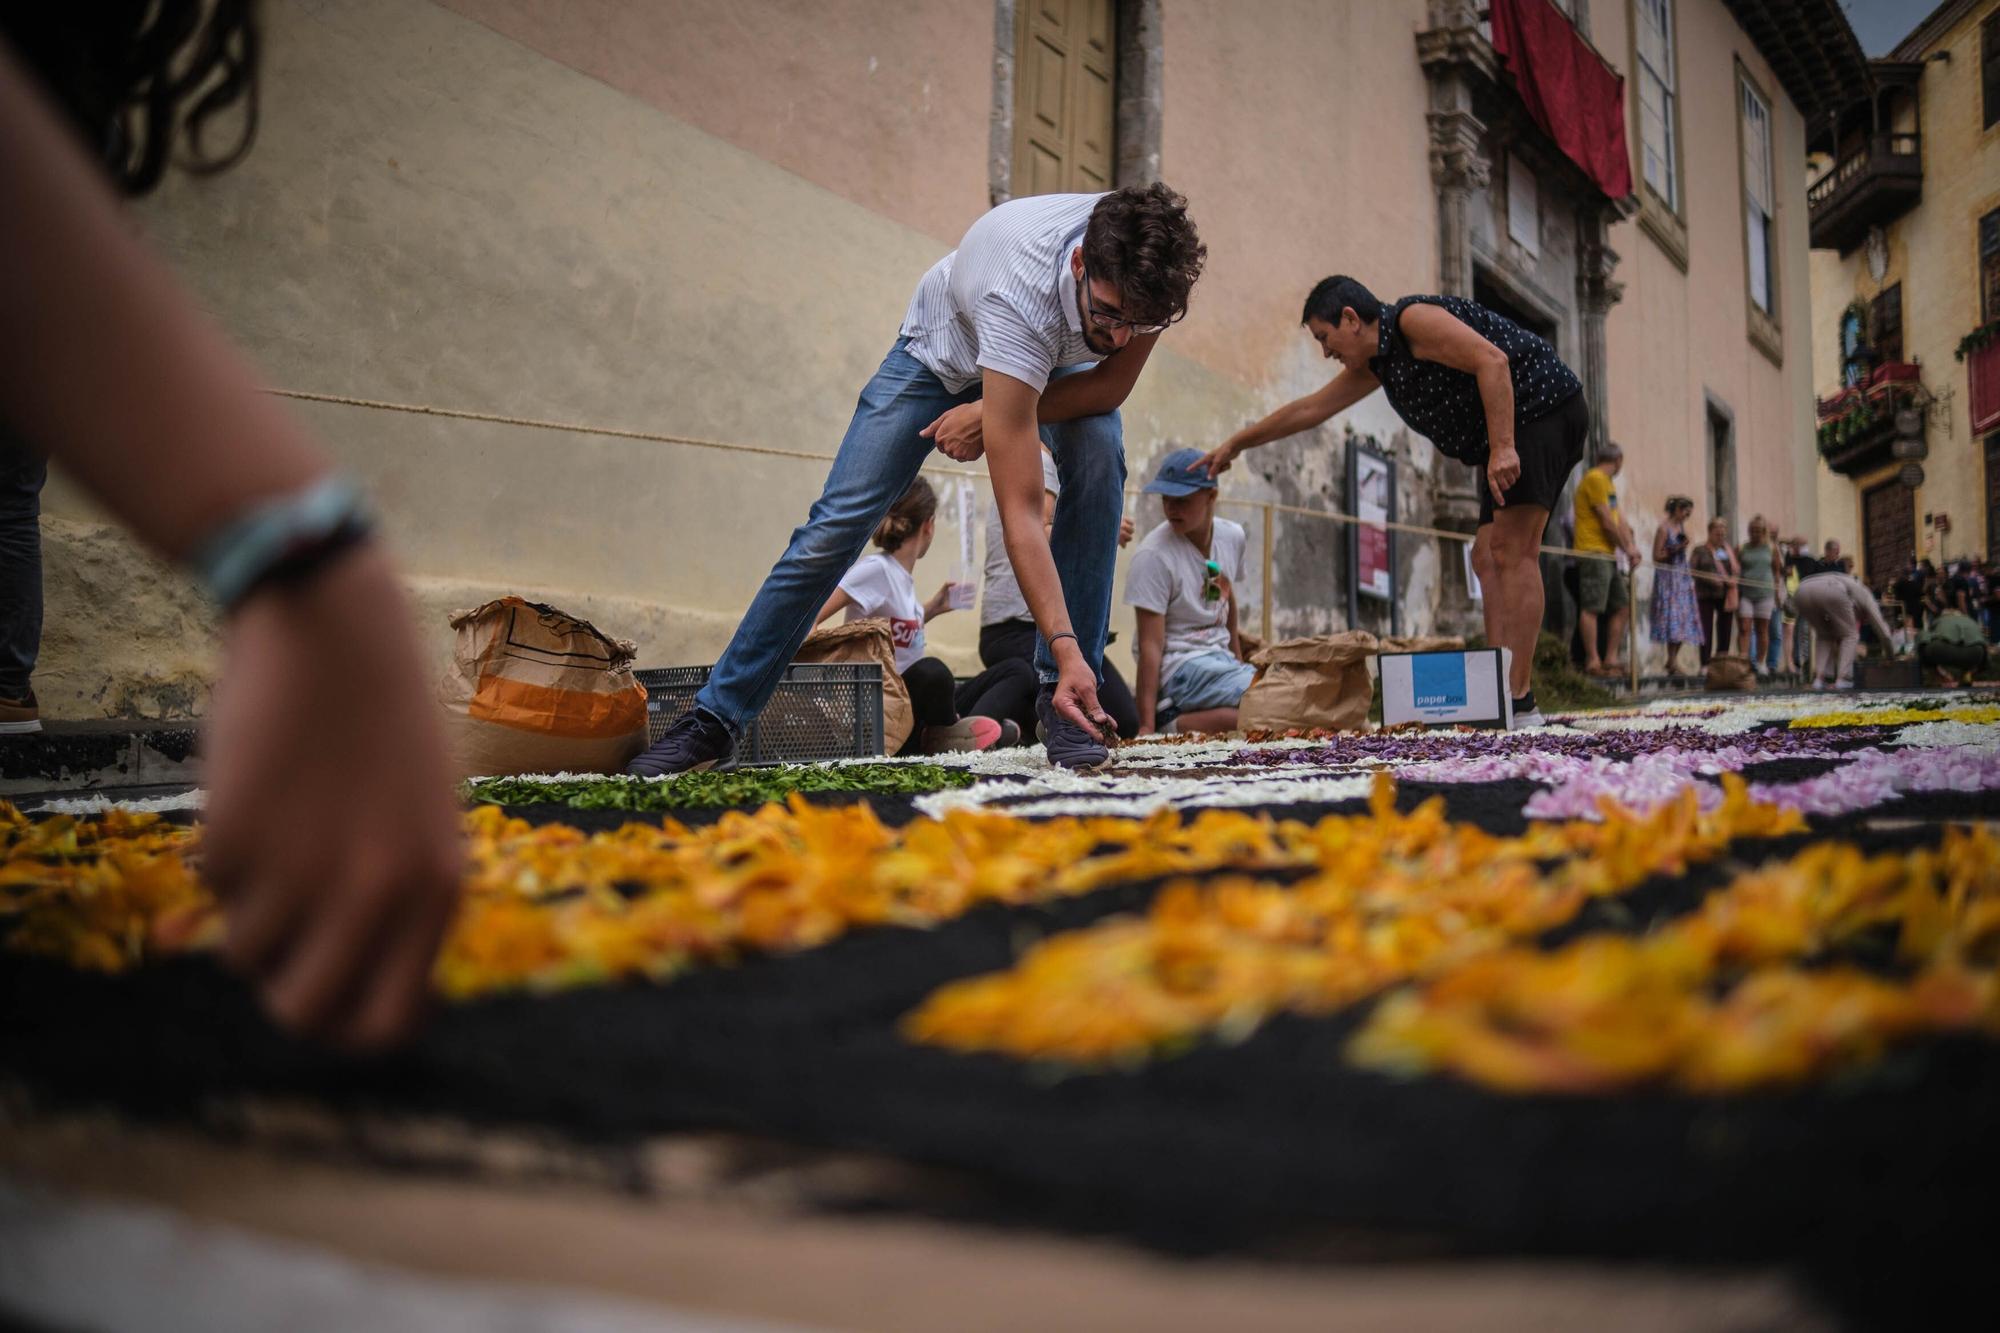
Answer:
[
  {"xmin": 922, "ymin": 716, "xmax": 1008, "ymax": 754},
  {"xmin": 1509, "ymin": 690, "xmax": 1546, "ymax": 730},
  {"xmin": 0, "ymin": 690, "xmax": 40, "ymax": 735},
  {"xmin": 626, "ymin": 708, "xmax": 735, "ymax": 777}
]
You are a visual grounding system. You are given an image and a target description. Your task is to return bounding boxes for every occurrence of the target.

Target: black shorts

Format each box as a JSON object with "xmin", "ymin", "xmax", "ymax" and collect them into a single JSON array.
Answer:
[{"xmin": 1475, "ymin": 391, "xmax": 1589, "ymax": 525}]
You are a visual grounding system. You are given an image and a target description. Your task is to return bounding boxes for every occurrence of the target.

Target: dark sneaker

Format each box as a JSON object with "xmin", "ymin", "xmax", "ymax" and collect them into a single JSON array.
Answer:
[
  {"xmin": 1035, "ymin": 686, "xmax": 1110, "ymax": 771},
  {"xmin": 0, "ymin": 689, "xmax": 39, "ymax": 735},
  {"xmin": 626, "ymin": 708, "xmax": 734, "ymax": 777}
]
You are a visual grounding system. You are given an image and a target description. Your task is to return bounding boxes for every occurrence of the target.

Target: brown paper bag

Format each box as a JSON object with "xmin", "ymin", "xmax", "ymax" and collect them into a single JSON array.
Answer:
[
  {"xmin": 793, "ymin": 618, "xmax": 913, "ymax": 755},
  {"xmin": 439, "ymin": 597, "xmax": 649, "ymax": 779},
  {"xmin": 1704, "ymin": 654, "xmax": 1757, "ymax": 692},
  {"xmin": 1236, "ymin": 631, "xmax": 1381, "ymax": 733}
]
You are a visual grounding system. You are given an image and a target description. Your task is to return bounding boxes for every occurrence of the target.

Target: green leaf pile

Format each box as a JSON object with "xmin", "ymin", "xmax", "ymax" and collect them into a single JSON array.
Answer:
[{"xmin": 464, "ymin": 764, "xmax": 978, "ymax": 811}]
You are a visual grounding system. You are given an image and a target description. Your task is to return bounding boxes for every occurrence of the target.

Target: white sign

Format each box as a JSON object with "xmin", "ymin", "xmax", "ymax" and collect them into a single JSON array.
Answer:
[
  {"xmin": 1355, "ymin": 449, "xmax": 1392, "ymax": 601},
  {"xmin": 950, "ymin": 478, "xmax": 977, "ymax": 609},
  {"xmin": 1379, "ymin": 649, "xmax": 1513, "ymax": 729}
]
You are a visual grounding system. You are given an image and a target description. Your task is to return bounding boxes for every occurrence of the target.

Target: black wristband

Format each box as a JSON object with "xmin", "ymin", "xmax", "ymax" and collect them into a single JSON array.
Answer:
[{"xmin": 233, "ymin": 515, "xmax": 374, "ymax": 610}]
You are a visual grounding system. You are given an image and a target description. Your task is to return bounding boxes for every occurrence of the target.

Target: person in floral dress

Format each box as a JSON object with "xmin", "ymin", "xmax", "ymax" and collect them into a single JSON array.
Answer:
[{"xmin": 1650, "ymin": 496, "xmax": 1703, "ymax": 676}]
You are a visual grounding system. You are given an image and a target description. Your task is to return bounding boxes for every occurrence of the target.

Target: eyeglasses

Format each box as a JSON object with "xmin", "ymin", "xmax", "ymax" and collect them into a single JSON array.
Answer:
[
  {"xmin": 1201, "ymin": 559, "xmax": 1223, "ymax": 604},
  {"xmin": 1080, "ymin": 263, "xmax": 1181, "ymax": 336}
]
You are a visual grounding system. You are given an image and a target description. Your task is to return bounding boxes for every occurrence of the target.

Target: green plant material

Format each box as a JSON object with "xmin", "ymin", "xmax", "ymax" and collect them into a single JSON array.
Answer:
[
  {"xmin": 1532, "ymin": 630, "xmax": 1617, "ymax": 711},
  {"xmin": 463, "ymin": 763, "xmax": 978, "ymax": 811},
  {"xmin": 1957, "ymin": 319, "xmax": 2000, "ymax": 362}
]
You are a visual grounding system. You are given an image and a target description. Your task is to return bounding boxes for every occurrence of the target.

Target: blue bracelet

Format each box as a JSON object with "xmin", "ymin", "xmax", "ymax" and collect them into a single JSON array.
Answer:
[{"xmin": 188, "ymin": 474, "xmax": 376, "ymax": 611}]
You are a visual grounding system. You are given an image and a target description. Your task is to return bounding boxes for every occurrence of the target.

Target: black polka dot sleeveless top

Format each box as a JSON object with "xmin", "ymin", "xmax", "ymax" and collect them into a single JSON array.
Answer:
[{"xmin": 1368, "ymin": 294, "xmax": 1582, "ymax": 466}]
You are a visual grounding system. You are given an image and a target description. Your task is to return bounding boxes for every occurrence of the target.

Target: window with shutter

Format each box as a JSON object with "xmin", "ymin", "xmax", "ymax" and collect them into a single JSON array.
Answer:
[
  {"xmin": 1633, "ymin": 0, "xmax": 1679, "ymax": 212},
  {"xmin": 1872, "ymin": 284, "xmax": 1903, "ymax": 365},
  {"xmin": 1507, "ymin": 154, "xmax": 1540, "ymax": 256},
  {"xmin": 1981, "ymin": 209, "xmax": 2000, "ymax": 324},
  {"xmin": 1740, "ymin": 76, "xmax": 1775, "ymax": 318},
  {"xmin": 1984, "ymin": 14, "xmax": 1999, "ymax": 132},
  {"xmin": 1011, "ymin": 0, "xmax": 1116, "ymax": 199}
]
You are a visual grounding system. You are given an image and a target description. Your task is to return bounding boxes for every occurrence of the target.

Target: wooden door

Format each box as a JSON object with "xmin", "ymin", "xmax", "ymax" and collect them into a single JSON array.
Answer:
[
  {"xmin": 1985, "ymin": 431, "xmax": 2000, "ymax": 559},
  {"xmin": 1012, "ymin": 0, "xmax": 1116, "ymax": 197},
  {"xmin": 1862, "ymin": 478, "xmax": 1914, "ymax": 589}
]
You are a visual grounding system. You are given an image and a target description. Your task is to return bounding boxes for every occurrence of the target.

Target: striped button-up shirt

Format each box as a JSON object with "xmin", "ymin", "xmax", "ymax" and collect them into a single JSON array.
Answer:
[{"xmin": 899, "ymin": 192, "xmax": 1105, "ymax": 395}]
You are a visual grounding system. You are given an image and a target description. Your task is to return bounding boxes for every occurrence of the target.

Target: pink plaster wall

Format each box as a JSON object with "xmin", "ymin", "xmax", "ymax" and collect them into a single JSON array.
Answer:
[
  {"xmin": 1599, "ymin": 0, "xmax": 1816, "ymax": 546},
  {"xmin": 1157, "ymin": 0, "xmax": 1437, "ymax": 388},
  {"xmin": 435, "ymin": 0, "xmax": 994, "ymax": 247}
]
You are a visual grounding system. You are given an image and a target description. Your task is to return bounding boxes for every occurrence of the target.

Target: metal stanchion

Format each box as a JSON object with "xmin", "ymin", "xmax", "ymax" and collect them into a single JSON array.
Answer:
[
  {"xmin": 1628, "ymin": 566, "xmax": 1640, "ymax": 696},
  {"xmin": 1261, "ymin": 502, "xmax": 1275, "ymax": 646}
]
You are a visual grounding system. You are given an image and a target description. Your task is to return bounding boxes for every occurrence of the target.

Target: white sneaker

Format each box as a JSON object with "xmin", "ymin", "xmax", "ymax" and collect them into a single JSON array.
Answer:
[{"xmin": 1510, "ymin": 707, "xmax": 1547, "ymax": 729}]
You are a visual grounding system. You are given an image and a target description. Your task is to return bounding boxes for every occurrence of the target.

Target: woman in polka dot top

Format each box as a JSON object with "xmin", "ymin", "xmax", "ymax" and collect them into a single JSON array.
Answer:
[{"xmin": 1197, "ymin": 275, "xmax": 1589, "ymax": 728}]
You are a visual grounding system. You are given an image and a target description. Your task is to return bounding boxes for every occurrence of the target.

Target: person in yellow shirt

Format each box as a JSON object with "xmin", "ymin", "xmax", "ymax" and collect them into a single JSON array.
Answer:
[{"xmin": 1571, "ymin": 443, "xmax": 1641, "ymax": 676}]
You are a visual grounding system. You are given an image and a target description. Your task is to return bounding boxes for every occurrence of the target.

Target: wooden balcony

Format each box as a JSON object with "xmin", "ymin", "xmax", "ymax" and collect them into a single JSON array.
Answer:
[
  {"xmin": 1808, "ymin": 132, "xmax": 1922, "ymax": 253},
  {"xmin": 1816, "ymin": 361, "xmax": 1923, "ymax": 478}
]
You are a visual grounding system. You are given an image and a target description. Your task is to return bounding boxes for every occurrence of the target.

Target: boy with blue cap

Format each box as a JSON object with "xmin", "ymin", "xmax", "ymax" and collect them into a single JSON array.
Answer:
[{"xmin": 1125, "ymin": 448, "xmax": 1254, "ymax": 734}]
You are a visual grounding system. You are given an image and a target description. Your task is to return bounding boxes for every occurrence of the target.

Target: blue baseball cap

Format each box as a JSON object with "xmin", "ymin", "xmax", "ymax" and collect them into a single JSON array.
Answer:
[{"xmin": 1142, "ymin": 447, "xmax": 1219, "ymax": 497}]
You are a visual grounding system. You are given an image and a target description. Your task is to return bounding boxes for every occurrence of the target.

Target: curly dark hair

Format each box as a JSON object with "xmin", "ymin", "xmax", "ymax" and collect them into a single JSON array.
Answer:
[
  {"xmin": 3, "ymin": 0, "xmax": 260, "ymax": 196},
  {"xmin": 873, "ymin": 477, "xmax": 938, "ymax": 551},
  {"xmin": 1081, "ymin": 183, "xmax": 1207, "ymax": 328}
]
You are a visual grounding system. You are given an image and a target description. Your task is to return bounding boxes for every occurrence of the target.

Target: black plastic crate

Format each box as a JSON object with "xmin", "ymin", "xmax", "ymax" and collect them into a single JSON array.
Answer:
[{"xmin": 636, "ymin": 664, "xmax": 885, "ymax": 766}]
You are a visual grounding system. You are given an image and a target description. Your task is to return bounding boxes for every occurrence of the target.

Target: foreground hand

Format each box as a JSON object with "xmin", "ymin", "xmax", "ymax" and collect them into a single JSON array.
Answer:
[
  {"xmin": 1486, "ymin": 446, "xmax": 1521, "ymax": 505},
  {"xmin": 1118, "ymin": 515, "xmax": 1135, "ymax": 548},
  {"xmin": 202, "ymin": 545, "xmax": 464, "ymax": 1051},
  {"xmin": 1194, "ymin": 442, "xmax": 1239, "ymax": 478},
  {"xmin": 919, "ymin": 402, "xmax": 985, "ymax": 462},
  {"xmin": 1051, "ymin": 649, "xmax": 1116, "ymax": 741}
]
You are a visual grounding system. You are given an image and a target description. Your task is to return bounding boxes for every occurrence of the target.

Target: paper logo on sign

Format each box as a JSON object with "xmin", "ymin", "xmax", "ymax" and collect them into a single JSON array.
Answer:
[{"xmin": 1411, "ymin": 654, "xmax": 1468, "ymax": 714}]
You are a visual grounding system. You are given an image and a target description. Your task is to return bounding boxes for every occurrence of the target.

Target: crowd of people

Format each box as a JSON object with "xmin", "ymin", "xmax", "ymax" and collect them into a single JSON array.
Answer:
[{"xmin": 1562, "ymin": 459, "xmax": 1997, "ymax": 690}]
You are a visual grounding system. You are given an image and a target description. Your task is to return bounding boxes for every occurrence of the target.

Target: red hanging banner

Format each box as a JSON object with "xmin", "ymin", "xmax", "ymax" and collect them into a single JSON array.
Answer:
[{"xmin": 1489, "ymin": 0, "xmax": 1635, "ymax": 200}]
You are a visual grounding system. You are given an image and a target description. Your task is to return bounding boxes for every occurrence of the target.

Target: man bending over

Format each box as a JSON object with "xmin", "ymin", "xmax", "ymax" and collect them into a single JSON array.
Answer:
[{"xmin": 629, "ymin": 185, "xmax": 1206, "ymax": 774}]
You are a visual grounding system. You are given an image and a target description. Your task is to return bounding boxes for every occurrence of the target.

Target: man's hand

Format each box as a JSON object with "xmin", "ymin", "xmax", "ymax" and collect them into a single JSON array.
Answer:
[
  {"xmin": 1486, "ymin": 445, "xmax": 1521, "ymax": 505},
  {"xmin": 1050, "ymin": 641, "xmax": 1116, "ymax": 740},
  {"xmin": 203, "ymin": 546, "xmax": 464, "ymax": 1051},
  {"xmin": 1118, "ymin": 515, "xmax": 1135, "ymax": 548},
  {"xmin": 1194, "ymin": 442, "xmax": 1239, "ymax": 478},
  {"xmin": 919, "ymin": 402, "xmax": 985, "ymax": 462}
]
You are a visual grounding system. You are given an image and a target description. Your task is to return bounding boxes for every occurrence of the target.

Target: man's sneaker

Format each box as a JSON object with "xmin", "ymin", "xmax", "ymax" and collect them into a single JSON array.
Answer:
[
  {"xmin": 1509, "ymin": 691, "xmax": 1546, "ymax": 730},
  {"xmin": 626, "ymin": 708, "xmax": 734, "ymax": 777},
  {"xmin": 1035, "ymin": 686, "xmax": 1111, "ymax": 771},
  {"xmin": 0, "ymin": 690, "xmax": 40, "ymax": 735},
  {"xmin": 921, "ymin": 716, "xmax": 1008, "ymax": 754}
]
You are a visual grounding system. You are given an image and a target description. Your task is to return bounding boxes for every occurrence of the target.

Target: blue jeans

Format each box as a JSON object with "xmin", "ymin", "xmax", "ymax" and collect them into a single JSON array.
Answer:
[
  {"xmin": 1163, "ymin": 650, "xmax": 1256, "ymax": 712},
  {"xmin": 694, "ymin": 338, "xmax": 1126, "ymax": 736},
  {"xmin": 0, "ymin": 425, "xmax": 46, "ymax": 700}
]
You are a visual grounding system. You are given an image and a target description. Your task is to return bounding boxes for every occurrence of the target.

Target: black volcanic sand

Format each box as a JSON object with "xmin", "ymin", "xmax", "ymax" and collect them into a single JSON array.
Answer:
[{"xmin": 7, "ymin": 763, "xmax": 1999, "ymax": 1328}]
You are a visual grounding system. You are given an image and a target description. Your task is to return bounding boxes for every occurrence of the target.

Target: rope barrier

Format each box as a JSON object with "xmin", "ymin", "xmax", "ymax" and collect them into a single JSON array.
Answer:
[{"xmin": 266, "ymin": 385, "xmax": 1778, "ymax": 590}]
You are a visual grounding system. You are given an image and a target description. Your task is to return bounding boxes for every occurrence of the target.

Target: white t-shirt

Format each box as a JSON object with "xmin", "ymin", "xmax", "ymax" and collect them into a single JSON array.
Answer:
[
  {"xmin": 839, "ymin": 552, "xmax": 926, "ymax": 674},
  {"xmin": 898, "ymin": 192, "xmax": 1105, "ymax": 394},
  {"xmin": 979, "ymin": 450, "xmax": 1063, "ymax": 626},
  {"xmin": 1123, "ymin": 518, "xmax": 1248, "ymax": 683}
]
